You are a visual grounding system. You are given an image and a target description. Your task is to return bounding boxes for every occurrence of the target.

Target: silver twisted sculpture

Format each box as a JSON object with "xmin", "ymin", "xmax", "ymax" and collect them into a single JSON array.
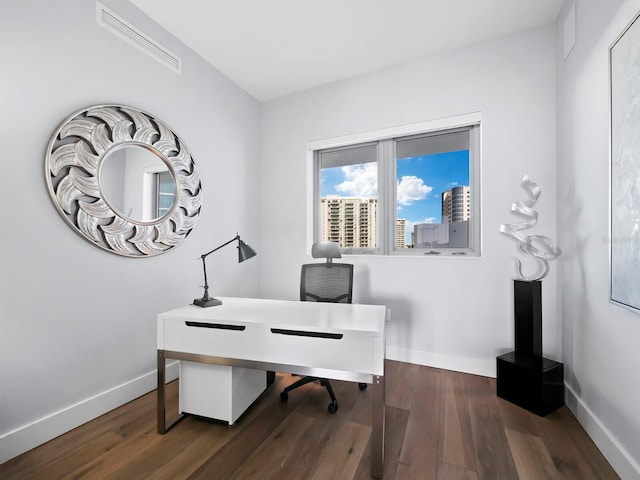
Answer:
[{"xmin": 499, "ymin": 176, "xmax": 562, "ymax": 281}]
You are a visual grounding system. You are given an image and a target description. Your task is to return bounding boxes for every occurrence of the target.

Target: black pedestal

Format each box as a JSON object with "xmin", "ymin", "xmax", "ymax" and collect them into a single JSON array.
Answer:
[
  {"xmin": 497, "ymin": 352, "xmax": 564, "ymax": 416},
  {"xmin": 496, "ymin": 280, "xmax": 564, "ymax": 416},
  {"xmin": 514, "ymin": 279, "xmax": 542, "ymax": 357}
]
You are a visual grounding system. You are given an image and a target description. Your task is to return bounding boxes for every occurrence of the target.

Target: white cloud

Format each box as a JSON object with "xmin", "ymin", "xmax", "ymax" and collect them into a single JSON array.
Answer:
[
  {"xmin": 336, "ymin": 163, "xmax": 377, "ymax": 196},
  {"xmin": 397, "ymin": 175, "xmax": 432, "ymax": 206}
]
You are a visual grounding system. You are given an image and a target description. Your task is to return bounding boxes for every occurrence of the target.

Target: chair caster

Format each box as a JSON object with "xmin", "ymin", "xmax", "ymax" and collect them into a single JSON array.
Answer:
[
  {"xmin": 280, "ymin": 391, "xmax": 288, "ymax": 402},
  {"xmin": 359, "ymin": 383, "xmax": 367, "ymax": 390},
  {"xmin": 328, "ymin": 401, "xmax": 338, "ymax": 414}
]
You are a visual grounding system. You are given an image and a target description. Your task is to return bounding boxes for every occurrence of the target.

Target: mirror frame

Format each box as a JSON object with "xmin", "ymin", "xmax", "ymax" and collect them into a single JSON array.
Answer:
[{"xmin": 45, "ymin": 104, "xmax": 202, "ymax": 257}]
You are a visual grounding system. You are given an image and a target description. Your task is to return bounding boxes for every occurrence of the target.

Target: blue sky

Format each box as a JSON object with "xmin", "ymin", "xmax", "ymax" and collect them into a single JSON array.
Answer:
[{"xmin": 321, "ymin": 150, "xmax": 469, "ymax": 240}]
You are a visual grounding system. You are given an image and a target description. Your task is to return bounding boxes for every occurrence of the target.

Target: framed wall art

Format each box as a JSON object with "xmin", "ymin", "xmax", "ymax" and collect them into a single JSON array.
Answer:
[{"xmin": 610, "ymin": 10, "xmax": 640, "ymax": 311}]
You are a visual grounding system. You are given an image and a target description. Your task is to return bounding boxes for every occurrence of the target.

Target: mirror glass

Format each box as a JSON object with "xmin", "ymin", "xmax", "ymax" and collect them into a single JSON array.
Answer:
[{"xmin": 99, "ymin": 145, "xmax": 175, "ymax": 223}]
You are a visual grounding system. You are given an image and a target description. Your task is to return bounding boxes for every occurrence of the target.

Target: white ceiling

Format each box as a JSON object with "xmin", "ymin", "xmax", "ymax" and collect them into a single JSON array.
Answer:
[{"xmin": 128, "ymin": 0, "xmax": 565, "ymax": 101}]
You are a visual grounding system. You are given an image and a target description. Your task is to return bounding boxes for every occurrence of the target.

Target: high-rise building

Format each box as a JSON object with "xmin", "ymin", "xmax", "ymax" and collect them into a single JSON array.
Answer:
[
  {"xmin": 396, "ymin": 218, "xmax": 407, "ymax": 248},
  {"xmin": 321, "ymin": 196, "xmax": 377, "ymax": 247},
  {"xmin": 441, "ymin": 186, "xmax": 470, "ymax": 223}
]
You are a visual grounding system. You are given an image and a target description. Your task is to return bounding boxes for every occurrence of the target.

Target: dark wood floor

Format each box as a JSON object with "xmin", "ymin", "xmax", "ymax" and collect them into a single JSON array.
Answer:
[{"xmin": 0, "ymin": 361, "xmax": 619, "ymax": 479}]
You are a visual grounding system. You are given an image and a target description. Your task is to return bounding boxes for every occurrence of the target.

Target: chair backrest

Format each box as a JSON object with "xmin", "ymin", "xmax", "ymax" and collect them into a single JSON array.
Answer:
[
  {"xmin": 300, "ymin": 262, "xmax": 353, "ymax": 303},
  {"xmin": 300, "ymin": 241, "xmax": 353, "ymax": 303}
]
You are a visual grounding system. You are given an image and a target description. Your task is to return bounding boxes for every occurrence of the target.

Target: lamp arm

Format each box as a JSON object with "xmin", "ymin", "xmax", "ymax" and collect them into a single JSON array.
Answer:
[{"xmin": 200, "ymin": 234, "xmax": 240, "ymax": 259}]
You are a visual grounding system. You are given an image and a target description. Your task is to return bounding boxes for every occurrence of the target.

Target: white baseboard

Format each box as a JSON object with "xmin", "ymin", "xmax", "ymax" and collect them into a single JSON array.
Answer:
[
  {"xmin": 385, "ymin": 344, "xmax": 497, "ymax": 378},
  {"xmin": 0, "ymin": 361, "xmax": 180, "ymax": 465},
  {"xmin": 565, "ymin": 384, "xmax": 640, "ymax": 480}
]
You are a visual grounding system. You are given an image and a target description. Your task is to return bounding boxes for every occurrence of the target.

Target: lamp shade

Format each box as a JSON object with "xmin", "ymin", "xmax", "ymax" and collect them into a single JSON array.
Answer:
[{"xmin": 238, "ymin": 240, "xmax": 257, "ymax": 263}]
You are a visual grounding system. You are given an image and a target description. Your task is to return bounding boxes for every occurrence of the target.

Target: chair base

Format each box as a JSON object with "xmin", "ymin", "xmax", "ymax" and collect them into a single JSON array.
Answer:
[
  {"xmin": 280, "ymin": 377, "xmax": 370, "ymax": 414},
  {"xmin": 281, "ymin": 376, "xmax": 339, "ymax": 413}
]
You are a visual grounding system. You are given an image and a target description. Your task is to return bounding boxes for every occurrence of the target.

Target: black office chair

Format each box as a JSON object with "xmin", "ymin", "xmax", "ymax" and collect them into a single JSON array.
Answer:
[{"xmin": 280, "ymin": 242, "xmax": 365, "ymax": 414}]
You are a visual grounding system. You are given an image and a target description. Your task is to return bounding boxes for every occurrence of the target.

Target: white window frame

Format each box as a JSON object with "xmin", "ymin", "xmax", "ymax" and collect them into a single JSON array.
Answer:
[{"xmin": 306, "ymin": 112, "xmax": 482, "ymax": 256}]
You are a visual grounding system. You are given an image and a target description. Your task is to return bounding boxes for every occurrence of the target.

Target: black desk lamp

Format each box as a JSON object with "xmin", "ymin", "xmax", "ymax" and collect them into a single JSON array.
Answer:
[{"xmin": 193, "ymin": 234, "xmax": 257, "ymax": 307}]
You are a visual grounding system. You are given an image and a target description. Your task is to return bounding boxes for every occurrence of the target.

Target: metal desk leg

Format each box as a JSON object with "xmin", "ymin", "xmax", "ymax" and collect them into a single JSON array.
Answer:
[
  {"xmin": 371, "ymin": 374, "xmax": 385, "ymax": 479},
  {"xmin": 157, "ymin": 350, "xmax": 167, "ymax": 433},
  {"xmin": 157, "ymin": 350, "xmax": 184, "ymax": 434}
]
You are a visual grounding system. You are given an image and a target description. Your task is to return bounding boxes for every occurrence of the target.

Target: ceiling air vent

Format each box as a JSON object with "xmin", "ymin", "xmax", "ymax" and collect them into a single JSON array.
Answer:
[{"xmin": 96, "ymin": 1, "xmax": 182, "ymax": 74}]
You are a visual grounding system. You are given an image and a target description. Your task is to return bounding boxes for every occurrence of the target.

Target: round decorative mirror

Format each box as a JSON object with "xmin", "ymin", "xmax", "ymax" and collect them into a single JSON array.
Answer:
[{"xmin": 45, "ymin": 105, "xmax": 202, "ymax": 257}]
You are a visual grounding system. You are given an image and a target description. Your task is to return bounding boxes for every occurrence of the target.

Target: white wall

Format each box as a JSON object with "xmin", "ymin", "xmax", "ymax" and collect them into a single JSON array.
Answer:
[
  {"xmin": 557, "ymin": 0, "xmax": 640, "ymax": 477},
  {"xmin": 259, "ymin": 26, "xmax": 559, "ymax": 376},
  {"xmin": 0, "ymin": 0, "xmax": 260, "ymax": 462}
]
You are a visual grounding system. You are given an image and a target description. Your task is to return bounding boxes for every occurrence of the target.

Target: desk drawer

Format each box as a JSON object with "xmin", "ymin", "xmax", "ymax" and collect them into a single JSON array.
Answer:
[
  {"xmin": 162, "ymin": 319, "xmax": 260, "ymax": 359},
  {"xmin": 267, "ymin": 327, "xmax": 380, "ymax": 374},
  {"xmin": 160, "ymin": 318, "xmax": 383, "ymax": 375}
]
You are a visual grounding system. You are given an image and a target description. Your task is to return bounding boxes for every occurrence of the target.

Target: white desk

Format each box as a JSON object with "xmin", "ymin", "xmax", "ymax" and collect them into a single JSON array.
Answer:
[{"xmin": 157, "ymin": 296, "xmax": 387, "ymax": 478}]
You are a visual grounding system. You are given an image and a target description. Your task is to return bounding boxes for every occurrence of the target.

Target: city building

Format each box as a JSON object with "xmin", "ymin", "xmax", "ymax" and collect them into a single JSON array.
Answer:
[
  {"xmin": 396, "ymin": 218, "xmax": 407, "ymax": 248},
  {"xmin": 321, "ymin": 195, "xmax": 377, "ymax": 247},
  {"xmin": 412, "ymin": 221, "xmax": 469, "ymax": 248},
  {"xmin": 320, "ymin": 198, "xmax": 410, "ymax": 249},
  {"xmin": 441, "ymin": 185, "xmax": 470, "ymax": 223}
]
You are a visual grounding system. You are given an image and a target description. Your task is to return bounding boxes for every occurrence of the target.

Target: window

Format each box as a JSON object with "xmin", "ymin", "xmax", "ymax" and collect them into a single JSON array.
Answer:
[
  {"xmin": 318, "ymin": 143, "xmax": 378, "ymax": 248},
  {"xmin": 308, "ymin": 114, "xmax": 481, "ymax": 256}
]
